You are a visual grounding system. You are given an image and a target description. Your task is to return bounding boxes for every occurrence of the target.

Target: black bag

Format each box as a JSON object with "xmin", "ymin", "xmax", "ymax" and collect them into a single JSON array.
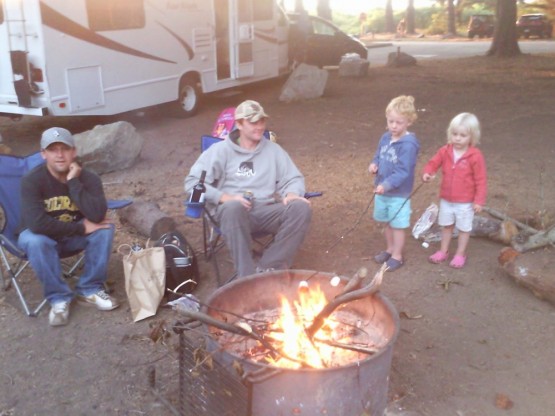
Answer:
[{"xmin": 155, "ymin": 230, "xmax": 199, "ymax": 296}]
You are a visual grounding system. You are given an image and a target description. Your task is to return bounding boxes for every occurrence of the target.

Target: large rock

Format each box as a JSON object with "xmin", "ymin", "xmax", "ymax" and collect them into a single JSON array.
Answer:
[
  {"xmin": 75, "ymin": 121, "xmax": 144, "ymax": 174},
  {"xmin": 386, "ymin": 50, "xmax": 417, "ymax": 67},
  {"xmin": 279, "ymin": 63, "xmax": 328, "ymax": 103},
  {"xmin": 339, "ymin": 54, "xmax": 369, "ymax": 77}
]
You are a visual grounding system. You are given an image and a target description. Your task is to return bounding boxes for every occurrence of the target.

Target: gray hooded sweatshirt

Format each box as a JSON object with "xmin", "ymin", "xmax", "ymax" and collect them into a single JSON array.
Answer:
[{"xmin": 185, "ymin": 136, "xmax": 305, "ymax": 210}]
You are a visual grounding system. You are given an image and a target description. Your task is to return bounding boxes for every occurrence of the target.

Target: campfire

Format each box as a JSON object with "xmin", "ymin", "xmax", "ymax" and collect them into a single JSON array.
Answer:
[
  {"xmin": 173, "ymin": 268, "xmax": 399, "ymax": 416},
  {"xmin": 213, "ymin": 269, "xmax": 389, "ymax": 369}
]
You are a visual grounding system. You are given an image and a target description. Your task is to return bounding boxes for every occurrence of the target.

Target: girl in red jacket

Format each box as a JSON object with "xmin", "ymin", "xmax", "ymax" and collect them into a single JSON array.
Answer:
[{"xmin": 422, "ymin": 113, "xmax": 487, "ymax": 268}]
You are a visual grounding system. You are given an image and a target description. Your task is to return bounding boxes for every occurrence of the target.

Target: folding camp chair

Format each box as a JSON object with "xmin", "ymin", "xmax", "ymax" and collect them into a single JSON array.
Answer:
[
  {"xmin": 0, "ymin": 151, "xmax": 132, "ymax": 316},
  {"xmin": 189, "ymin": 135, "xmax": 321, "ymax": 286}
]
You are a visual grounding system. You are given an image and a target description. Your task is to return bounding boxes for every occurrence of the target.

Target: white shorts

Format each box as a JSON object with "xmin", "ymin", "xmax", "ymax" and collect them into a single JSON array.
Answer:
[{"xmin": 438, "ymin": 199, "xmax": 474, "ymax": 232}]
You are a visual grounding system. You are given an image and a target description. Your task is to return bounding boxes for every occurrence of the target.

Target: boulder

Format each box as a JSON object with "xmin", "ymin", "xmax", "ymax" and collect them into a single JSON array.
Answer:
[
  {"xmin": 75, "ymin": 121, "xmax": 144, "ymax": 174},
  {"xmin": 339, "ymin": 55, "xmax": 369, "ymax": 77},
  {"xmin": 386, "ymin": 50, "xmax": 417, "ymax": 67},
  {"xmin": 279, "ymin": 63, "xmax": 328, "ymax": 103}
]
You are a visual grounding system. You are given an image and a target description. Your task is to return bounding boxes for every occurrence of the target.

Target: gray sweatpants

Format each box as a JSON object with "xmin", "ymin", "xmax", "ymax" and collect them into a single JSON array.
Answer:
[{"xmin": 217, "ymin": 199, "xmax": 312, "ymax": 277}]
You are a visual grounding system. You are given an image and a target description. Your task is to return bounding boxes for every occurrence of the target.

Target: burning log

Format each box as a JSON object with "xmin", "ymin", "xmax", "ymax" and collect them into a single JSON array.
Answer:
[
  {"xmin": 498, "ymin": 247, "xmax": 555, "ymax": 306},
  {"xmin": 174, "ymin": 304, "xmax": 312, "ymax": 367},
  {"xmin": 305, "ymin": 264, "xmax": 386, "ymax": 340}
]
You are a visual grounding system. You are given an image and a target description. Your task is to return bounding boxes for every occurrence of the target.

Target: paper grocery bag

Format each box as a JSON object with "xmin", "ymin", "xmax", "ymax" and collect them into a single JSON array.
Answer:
[{"xmin": 121, "ymin": 246, "xmax": 166, "ymax": 322}]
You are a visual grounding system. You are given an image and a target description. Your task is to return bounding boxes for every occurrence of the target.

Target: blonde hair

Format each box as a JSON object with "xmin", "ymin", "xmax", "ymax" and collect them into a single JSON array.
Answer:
[
  {"xmin": 385, "ymin": 95, "xmax": 418, "ymax": 123},
  {"xmin": 447, "ymin": 113, "xmax": 481, "ymax": 146}
]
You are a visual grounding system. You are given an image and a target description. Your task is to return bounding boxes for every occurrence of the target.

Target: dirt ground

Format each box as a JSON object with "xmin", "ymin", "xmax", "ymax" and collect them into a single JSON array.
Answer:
[{"xmin": 1, "ymin": 51, "xmax": 555, "ymax": 416}]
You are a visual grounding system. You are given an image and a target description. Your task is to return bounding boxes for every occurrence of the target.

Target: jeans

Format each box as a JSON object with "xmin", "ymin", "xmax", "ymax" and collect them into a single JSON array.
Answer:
[{"xmin": 17, "ymin": 225, "xmax": 115, "ymax": 304}]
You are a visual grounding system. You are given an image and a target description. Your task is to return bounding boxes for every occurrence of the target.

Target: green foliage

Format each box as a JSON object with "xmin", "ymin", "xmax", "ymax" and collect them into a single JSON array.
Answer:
[
  {"xmin": 328, "ymin": 1, "xmax": 553, "ymax": 36},
  {"xmin": 332, "ymin": 13, "xmax": 362, "ymax": 36}
]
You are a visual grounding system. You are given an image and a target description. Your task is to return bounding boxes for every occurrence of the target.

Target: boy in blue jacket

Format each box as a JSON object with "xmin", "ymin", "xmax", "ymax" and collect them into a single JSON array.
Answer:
[{"xmin": 368, "ymin": 96, "xmax": 420, "ymax": 271}]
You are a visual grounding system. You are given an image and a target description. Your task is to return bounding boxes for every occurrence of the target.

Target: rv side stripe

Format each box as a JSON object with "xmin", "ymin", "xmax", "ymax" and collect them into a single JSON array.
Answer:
[
  {"xmin": 157, "ymin": 22, "xmax": 194, "ymax": 61},
  {"xmin": 40, "ymin": 2, "xmax": 177, "ymax": 64},
  {"xmin": 254, "ymin": 30, "xmax": 278, "ymax": 45}
]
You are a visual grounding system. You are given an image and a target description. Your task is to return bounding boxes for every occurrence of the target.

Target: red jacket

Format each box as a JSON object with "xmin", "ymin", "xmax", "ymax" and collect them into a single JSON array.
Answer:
[{"xmin": 423, "ymin": 144, "xmax": 487, "ymax": 206}]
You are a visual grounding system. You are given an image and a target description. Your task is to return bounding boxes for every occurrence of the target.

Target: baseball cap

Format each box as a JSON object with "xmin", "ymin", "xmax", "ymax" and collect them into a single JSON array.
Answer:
[
  {"xmin": 40, "ymin": 127, "xmax": 75, "ymax": 149},
  {"xmin": 234, "ymin": 100, "xmax": 269, "ymax": 123}
]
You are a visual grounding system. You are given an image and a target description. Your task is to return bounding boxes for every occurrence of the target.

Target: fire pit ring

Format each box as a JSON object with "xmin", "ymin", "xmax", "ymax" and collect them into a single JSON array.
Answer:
[{"xmin": 202, "ymin": 269, "xmax": 399, "ymax": 416}]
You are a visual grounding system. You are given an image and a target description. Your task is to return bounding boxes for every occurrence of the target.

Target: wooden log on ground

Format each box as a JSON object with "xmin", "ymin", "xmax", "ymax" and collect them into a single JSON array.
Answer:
[
  {"xmin": 498, "ymin": 247, "xmax": 555, "ymax": 306},
  {"xmin": 511, "ymin": 224, "xmax": 555, "ymax": 253},
  {"xmin": 118, "ymin": 200, "xmax": 177, "ymax": 240},
  {"xmin": 423, "ymin": 215, "xmax": 518, "ymax": 245},
  {"xmin": 483, "ymin": 206, "xmax": 539, "ymax": 234}
]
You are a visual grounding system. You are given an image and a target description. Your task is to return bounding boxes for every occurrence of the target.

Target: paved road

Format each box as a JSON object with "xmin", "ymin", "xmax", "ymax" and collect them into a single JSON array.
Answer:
[{"xmin": 366, "ymin": 39, "xmax": 554, "ymax": 66}]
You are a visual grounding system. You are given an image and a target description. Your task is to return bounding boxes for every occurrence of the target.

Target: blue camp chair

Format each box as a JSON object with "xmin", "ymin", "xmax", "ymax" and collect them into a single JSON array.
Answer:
[
  {"xmin": 0, "ymin": 151, "xmax": 132, "ymax": 316},
  {"xmin": 187, "ymin": 135, "xmax": 321, "ymax": 286}
]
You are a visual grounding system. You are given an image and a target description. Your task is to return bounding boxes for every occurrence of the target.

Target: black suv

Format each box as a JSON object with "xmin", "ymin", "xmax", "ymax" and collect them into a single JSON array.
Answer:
[
  {"xmin": 516, "ymin": 14, "xmax": 553, "ymax": 38},
  {"xmin": 467, "ymin": 14, "xmax": 494, "ymax": 39}
]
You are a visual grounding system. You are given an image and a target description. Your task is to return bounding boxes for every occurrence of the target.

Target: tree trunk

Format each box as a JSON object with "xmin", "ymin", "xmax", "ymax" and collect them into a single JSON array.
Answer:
[
  {"xmin": 487, "ymin": 0, "xmax": 521, "ymax": 57},
  {"xmin": 406, "ymin": 0, "xmax": 416, "ymax": 34},
  {"xmin": 498, "ymin": 247, "xmax": 555, "ymax": 306},
  {"xmin": 385, "ymin": 0, "xmax": 395, "ymax": 33},
  {"xmin": 447, "ymin": 0, "xmax": 456, "ymax": 35},
  {"xmin": 118, "ymin": 200, "xmax": 177, "ymax": 240},
  {"xmin": 316, "ymin": 0, "xmax": 332, "ymax": 21}
]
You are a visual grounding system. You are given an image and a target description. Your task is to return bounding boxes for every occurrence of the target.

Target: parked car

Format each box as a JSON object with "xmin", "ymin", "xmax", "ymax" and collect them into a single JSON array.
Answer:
[
  {"xmin": 516, "ymin": 14, "xmax": 553, "ymax": 38},
  {"xmin": 467, "ymin": 14, "xmax": 494, "ymax": 39},
  {"xmin": 287, "ymin": 12, "xmax": 368, "ymax": 67}
]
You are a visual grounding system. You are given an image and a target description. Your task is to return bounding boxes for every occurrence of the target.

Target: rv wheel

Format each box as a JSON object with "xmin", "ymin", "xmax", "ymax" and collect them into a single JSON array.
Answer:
[{"xmin": 176, "ymin": 76, "xmax": 200, "ymax": 118}]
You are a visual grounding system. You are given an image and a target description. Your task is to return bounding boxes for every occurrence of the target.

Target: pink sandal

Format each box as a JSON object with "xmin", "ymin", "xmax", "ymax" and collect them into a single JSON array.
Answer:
[
  {"xmin": 428, "ymin": 250, "xmax": 448, "ymax": 264},
  {"xmin": 449, "ymin": 255, "xmax": 466, "ymax": 269}
]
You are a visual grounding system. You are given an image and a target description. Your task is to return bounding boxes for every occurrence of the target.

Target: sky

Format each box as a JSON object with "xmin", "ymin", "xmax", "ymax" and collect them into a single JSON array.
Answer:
[{"xmin": 282, "ymin": 0, "xmax": 435, "ymax": 15}]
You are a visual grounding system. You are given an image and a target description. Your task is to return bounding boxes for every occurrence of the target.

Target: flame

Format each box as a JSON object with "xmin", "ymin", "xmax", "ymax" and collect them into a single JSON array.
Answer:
[{"xmin": 266, "ymin": 284, "xmax": 350, "ymax": 369}]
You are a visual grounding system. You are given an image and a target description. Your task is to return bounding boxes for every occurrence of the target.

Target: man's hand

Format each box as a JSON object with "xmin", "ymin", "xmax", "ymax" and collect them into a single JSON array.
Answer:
[
  {"xmin": 368, "ymin": 163, "xmax": 378, "ymax": 174},
  {"xmin": 83, "ymin": 217, "xmax": 113, "ymax": 235},
  {"xmin": 374, "ymin": 185, "xmax": 385, "ymax": 195},
  {"xmin": 220, "ymin": 193, "xmax": 253, "ymax": 210},
  {"xmin": 283, "ymin": 193, "xmax": 310, "ymax": 205},
  {"xmin": 67, "ymin": 162, "xmax": 82, "ymax": 181}
]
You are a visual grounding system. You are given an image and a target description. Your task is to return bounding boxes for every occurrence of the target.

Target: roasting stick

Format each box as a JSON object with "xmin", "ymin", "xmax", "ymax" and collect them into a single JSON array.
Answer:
[
  {"xmin": 175, "ymin": 308, "xmax": 315, "ymax": 368},
  {"xmin": 314, "ymin": 338, "xmax": 379, "ymax": 355},
  {"xmin": 305, "ymin": 264, "xmax": 387, "ymax": 340}
]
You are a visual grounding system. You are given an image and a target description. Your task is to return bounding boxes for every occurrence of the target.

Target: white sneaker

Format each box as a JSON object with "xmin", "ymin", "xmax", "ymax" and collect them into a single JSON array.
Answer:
[
  {"xmin": 77, "ymin": 289, "xmax": 120, "ymax": 311},
  {"xmin": 49, "ymin": 301, "xmax": 70, "ymax": 326}
]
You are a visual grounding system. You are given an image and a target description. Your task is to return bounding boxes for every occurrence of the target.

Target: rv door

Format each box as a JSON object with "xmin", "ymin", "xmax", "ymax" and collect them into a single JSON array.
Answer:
[{"xmin": 232, "ymin": 0, "xmax": 254, "ymax": 78}]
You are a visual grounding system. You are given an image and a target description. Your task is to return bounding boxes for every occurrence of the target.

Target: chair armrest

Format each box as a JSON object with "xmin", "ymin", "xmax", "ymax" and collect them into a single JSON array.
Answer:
[{"xmin": 304, "ymin": 192, "xmax": 323, "ymax": 199}]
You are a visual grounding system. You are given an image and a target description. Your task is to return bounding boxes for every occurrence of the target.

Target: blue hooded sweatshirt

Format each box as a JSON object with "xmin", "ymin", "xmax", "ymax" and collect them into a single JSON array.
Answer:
[{"xmin": 371, "ymin": 131, "xmax": 420, "ymax": 198}]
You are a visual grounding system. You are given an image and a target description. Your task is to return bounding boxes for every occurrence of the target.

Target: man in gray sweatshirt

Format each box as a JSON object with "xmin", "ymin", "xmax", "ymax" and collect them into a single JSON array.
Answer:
[{"xmin": 185, "ymin": 100, "xmax": 312, "ymax": 277}]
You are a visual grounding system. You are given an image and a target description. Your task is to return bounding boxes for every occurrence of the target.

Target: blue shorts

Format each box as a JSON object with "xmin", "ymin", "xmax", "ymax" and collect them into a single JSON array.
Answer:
[{"xmin": 373, "ymin": 194, "xmax": 411, "ymax": 229}]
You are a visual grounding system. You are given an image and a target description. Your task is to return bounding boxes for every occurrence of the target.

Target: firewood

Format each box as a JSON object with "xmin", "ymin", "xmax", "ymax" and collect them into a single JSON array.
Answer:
[
  {"xmin": 118, "ymin": 199, "xmax": 177, "ymax": 240},
  {"xmin": 482, "ymin": 206, "xmax": 539, "ymax": 234},
  {"xmin": 498, "ymin": 247, "xmax": 555, "ymax": 306},
  {"xmin": 511, "ymin": 225, "xmax": 555, "ymax": 253}
]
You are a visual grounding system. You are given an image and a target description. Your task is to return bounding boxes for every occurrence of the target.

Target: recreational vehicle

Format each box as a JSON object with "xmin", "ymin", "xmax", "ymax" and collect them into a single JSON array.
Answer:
[{"xmin": 0, "ymin": 0, "xmax": 290, "ymax": 118}]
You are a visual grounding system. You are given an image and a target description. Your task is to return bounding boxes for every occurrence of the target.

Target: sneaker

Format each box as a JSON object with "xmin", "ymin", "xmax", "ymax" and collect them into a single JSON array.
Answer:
[
  {"xmin": 255, "ymin": 267, "xmax": 276, "ymax": 274},
  {"xmin": 77, "ymin": 289, "xmax": 120, "ymax": 311},
  {"xmin": 49, "ymin": 301, "xmax": 70, "ymax": 326}
]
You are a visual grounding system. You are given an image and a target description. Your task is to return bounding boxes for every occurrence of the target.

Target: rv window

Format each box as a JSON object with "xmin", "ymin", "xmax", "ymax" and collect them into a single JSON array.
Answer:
[
  {"xmin": 86, "ymin": 0, "xmax": 145, "ymax": 31},
  {"xmin": 253, "ymin": 0, "xmax": 273, "ymax": 20}
]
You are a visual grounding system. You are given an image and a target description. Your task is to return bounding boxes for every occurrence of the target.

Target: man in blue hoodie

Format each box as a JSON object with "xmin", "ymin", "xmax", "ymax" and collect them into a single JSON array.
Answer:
[{"xmin": 185, "ymin": 100, "xmax": 312, "ymax": 277}]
